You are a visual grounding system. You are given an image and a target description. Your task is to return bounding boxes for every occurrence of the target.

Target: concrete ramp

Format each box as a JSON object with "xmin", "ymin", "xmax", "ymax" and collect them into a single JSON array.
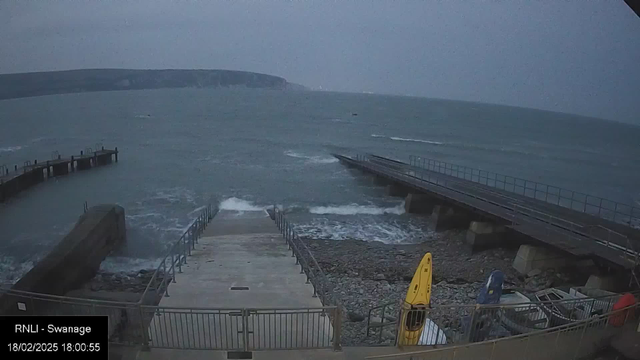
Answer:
[{"xmin": 144, "ymin": 215, "xmax": 332, "ymax": 352}]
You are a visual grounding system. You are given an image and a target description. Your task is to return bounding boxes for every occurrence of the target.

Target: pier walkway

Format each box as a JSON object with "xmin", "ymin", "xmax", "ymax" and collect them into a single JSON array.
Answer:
[
  {"xmin": 0, "ymin": 146, "xmax": 118, "ymax": 202},
  {"xmin": 334, "ymin": 153, "xmax": 640, "ymax": 272}
]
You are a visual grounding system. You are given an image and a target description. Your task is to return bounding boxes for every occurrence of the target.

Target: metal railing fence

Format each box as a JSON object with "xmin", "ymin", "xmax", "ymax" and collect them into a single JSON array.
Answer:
[
  {"xmin": 0, "ymin": 287, "xmax": 340, "ymax": 351},
  {"xmin": 366, "ymin": 302, "xmax": 640, "ymax": 360},
  {"xmin": 140, "ymin": 203, "xmax": 218, "ymax": 305},
  {"xmin": 144, "ymin": 305, "xmax": 338, "ymax": 350},
  {"xmin": 273, "ymin": 206, "xmax": 343, "ymax": 350},
  {"xmin": 367, "ymin": 290, "xmax": 634, "ymax": 346},
  {"xmin": 408, "ymin": 155, "xmax": 640, "ymax": 227}
]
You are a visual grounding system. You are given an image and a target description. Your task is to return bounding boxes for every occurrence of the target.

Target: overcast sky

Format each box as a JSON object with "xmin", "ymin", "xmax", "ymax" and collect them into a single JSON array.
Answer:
[{"xmin": 1, "ymin": 0, "xmax": 638, "ymax": 124}]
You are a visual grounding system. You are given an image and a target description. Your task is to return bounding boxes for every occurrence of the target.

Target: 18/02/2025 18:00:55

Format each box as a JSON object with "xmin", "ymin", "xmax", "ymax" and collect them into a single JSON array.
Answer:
[{"xmin": 7, "ymin": 342, "xmax": 101, "ymax": 352}]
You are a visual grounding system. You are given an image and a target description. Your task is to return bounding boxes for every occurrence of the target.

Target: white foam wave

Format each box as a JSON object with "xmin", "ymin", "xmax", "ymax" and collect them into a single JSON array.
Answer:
[
  {"xmin": 309, "ymin": 202, "xmax": 405, "ymax": 215},
  {"xmin": 293, "ymin": 218, "xmax": 434, "ymax": 244},
  {"xmin": 29, "ymin": 137, "xmax": 47, "ymax": 143},
  {"xmin": 0, "ymin": 146, "xmax": 22, "ymax": 153},
  {"xmin": 150, "ymin": 187, "xmax": 196, "ymax": 205},
  {"xmin": 284, "ymin": 150, "xmax": 338, "ymax": 164},
  {"xmin": 0, "ymin": 257, "xmax": 37, "ymax": 285},
  {"xmin": 389, "ymin": 137, "xmax": 444, "ymax": 145},
  {"xmin": 99, "ymin": 257, "xmax": 160, "ymax": 273},
  {"xmin": 370, "ymin": 134, "xmax": 443, "ymax": 145},
  {"xmin": 219, "ymin": 197, "xmax": 265, "ymax": 212}
]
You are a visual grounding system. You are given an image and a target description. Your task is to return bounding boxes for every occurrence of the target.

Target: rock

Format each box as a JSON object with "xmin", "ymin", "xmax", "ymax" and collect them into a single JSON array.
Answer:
[
  {"xmin": 374, "ymin": 274, "xmax": 386, "ymax": 281},
  {"xmin": 382, "ymin": 284, "xmax": 392, "ymax": 291},
  {"xmin": 467, "ymin": 292, "xmax": 476, "ymax": 299},
  {"xmin": 348, "ymin": 312, "xmax": 365, "ymax": 322},
  {"xmin": 527, "ymin": 269, "xmax": 542, "ymax": 277}
]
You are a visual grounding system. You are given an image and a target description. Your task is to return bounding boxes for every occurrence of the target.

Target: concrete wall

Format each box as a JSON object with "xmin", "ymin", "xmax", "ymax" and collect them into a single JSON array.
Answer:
[{"xmin": 0, "ymin": 204, "xmax": 126, "ymax": 314}]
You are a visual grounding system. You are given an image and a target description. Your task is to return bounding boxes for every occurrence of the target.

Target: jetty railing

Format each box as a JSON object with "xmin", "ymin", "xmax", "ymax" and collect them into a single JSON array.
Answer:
[
  {"xmin": 407, "ymin": 155, "xmax": 640, "ymax": 227},
  {"xmin": 140, "ymin": 203, "xmax": 218, "ymax": 305}
]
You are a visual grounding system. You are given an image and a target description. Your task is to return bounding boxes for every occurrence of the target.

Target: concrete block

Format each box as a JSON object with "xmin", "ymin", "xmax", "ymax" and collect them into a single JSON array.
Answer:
[
  {"xmin": 372, "ymin": 175, "xmax": 390, "ymax": 186},
  {"xmin": 386, "ymin": 184, "xmax": 409, "ymax": 197},
  {"xmin": 404, "ymin": 193, "xmax": 434, "ymax": 214},
  {"xmin": 512, "ymin": 245, "xmax": 570, "ymax": 275},
  {"xmin": 584, "ymin": 274, "xmax": 619, "ymax": 292},
  {"xmin": 1, "ymin": 204, "xmax": 127, "ymax": 314},
  {"xmin": 466, "ymin": 222, "xmax": 507, "ymax": 251},
  {"xmin": 431, "ymin": 205, "xmax": 472, "ymax": 232},
  {"xmin": 469, "ymin": 221, "xmax": 504, "ymax": 234}
]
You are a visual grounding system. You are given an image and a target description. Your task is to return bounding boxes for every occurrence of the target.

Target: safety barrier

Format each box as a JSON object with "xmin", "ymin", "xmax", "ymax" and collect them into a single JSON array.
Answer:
[
  {"xmin": 366, "ymin": 302, "xmax": 640, "ymax": 360},
  {"xmin": 140, "ymin": 203, "xmax": 218, "ymax": 305},
  {"xmin": 273, "ymin": 206, "xmax": 343, "ymax": 350},
  {"xmin": 144, "ymin": 305, "xmax": 338, "ymax": 350},
  {"xmin": 408, "ymin": 155, "xmax": 640, "ymax": 227}
]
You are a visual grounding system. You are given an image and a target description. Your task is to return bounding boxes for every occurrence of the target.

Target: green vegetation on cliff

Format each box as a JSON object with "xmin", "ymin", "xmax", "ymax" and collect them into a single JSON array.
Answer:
[{"xmin": 0, "ymin": 69, "xmax": 306, "ymax": 100}]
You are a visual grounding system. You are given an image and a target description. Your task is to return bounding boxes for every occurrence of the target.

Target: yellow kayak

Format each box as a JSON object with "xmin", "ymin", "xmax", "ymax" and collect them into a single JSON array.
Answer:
[{"xmin": 398, "ymin": 252, "xmax": 432, "ymax": 346}]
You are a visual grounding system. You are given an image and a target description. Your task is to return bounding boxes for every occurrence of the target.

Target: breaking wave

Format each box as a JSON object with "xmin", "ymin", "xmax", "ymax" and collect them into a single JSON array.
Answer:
[
  {"xmin": 284, "ymin": 150, "xmax": 338, "ymax": 164},
  {"xmin": 293, "ymin": 217, "xmax": 434, "ymax": 244},
  {"xmin": 219, "ymin": 197, "xmax": 265, "ymax": 212},
  {"xmin": 0, "ymin": 146, "xmax": 23, "ymax": 153},
  {"xmin": 371, "ymin": 134, "xmax": 443, "ymax": 145},
  {"xmin": 309, "ymin": 202, "xmax": 405, "ymax": 215}
]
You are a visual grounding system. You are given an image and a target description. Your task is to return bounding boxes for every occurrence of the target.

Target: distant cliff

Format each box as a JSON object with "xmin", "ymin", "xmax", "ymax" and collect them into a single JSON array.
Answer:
[{"xmin": 0, "ymin": 69, "xmax": 307, "ymax": 100}]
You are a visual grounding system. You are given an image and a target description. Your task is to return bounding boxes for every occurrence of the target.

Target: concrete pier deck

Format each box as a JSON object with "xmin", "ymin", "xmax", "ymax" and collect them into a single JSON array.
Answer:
[{"xmin": 139, "ymin": 212, "xmax": 333, "ymax": 358}]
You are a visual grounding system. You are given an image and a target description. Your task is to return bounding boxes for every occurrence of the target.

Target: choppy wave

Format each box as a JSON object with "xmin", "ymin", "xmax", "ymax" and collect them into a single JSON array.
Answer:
[
  {"xmin": 389, "ymin": 137, "xmax": 444, "ymax": 145},
  {"xmin": 0, "ymin": 257, "xmax": 37, "ymax": 286},
  {"xmin": 219, "ymin": 197, "xmax": 265, "ymax": 212},
  {"xmin": 99, "ymin": 256, "xmax": 160, "ymax": 273},
  {"xmin": 284, "ymin": 150, "xmax": 338, "ymax": 164},
  {"xmin": 371, "ymin": 134, "xmax": 443, "ymax": 145},
  {"xmin": 293, "ymin": 217, "xmax": 434, "ymax": 244},
  {"xmin": 309, "ymin": 202, "xmax": 405, "ymax": 215},
  {"xmin": 0, "ymin": 146, "xmax": 23, "ymax": 153}
]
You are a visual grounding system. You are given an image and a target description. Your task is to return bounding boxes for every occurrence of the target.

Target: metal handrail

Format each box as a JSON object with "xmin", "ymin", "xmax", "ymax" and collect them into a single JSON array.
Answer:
[
  {"xmin": 272, "ymin": 206, "xmax": 343, "ymax": 350},
  {"xmin": 408, "ymin": 155, "xmax": 640, "ymax": 227},
  {"xmin": 139, "ymin": 202, "xmax": 218, "ymax": 305}
]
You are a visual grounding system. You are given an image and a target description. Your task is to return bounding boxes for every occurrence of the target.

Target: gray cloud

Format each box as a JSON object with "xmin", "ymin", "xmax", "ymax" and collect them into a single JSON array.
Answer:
[{"xmin": 1, "ymin": 0, "xmax": 639, "ymax": 124}]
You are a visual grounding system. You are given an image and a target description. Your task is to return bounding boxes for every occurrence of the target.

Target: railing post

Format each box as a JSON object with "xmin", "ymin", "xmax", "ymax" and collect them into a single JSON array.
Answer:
[
  {"xmin": 571, "ymin": 319, "xmax": 590, "ymax": 360},
  {"xmin": 139, "ymin": 304, "xmax": 150, "ymax": 350},
  {"xmin": 242, "ymin": 309, "xmax": 250, "ymax": 352},
  {"xmin": 333, "ymin": 307, "xmax": 342, "ymax": 351}
]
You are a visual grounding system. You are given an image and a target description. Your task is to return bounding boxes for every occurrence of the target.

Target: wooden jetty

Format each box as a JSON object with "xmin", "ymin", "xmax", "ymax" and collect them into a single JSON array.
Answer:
[{"xmin": 0, "ymin": 146, "xmax": 118, "ymax": 202}]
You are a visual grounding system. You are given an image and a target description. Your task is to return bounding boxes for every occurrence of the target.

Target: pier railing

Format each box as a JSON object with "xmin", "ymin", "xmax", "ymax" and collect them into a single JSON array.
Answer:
[
  {"xmin": 140, "ymin": 202, "xmax": 218, "ymax": 305},
  {"xmin": 407, "ymin": 155, "xmax": 640, "ymax": 228},
  {"xmin": 273, "ymin": 206, "xmax": 343, "ymax": 350}
]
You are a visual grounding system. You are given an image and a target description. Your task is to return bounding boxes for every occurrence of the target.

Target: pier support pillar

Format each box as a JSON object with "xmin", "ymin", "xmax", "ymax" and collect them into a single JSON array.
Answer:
[
  {"xmin": 387, "ymin": 184, "xmax": 409, "ymax": 197},
  {"xmin": 52, "ymin": 163, "xmax": 69, "ymax": 176},
  {"xmin": 465, "ymin": 221, "xmax": 506, "ymax": 251},
  {"xmin": 372, "ymin": 175, "xmax": 390, "ymax": 186},
  {"xmin": 96, "ymin": 154, "xmax": 112, "ymax": 166},
  {"xmin": 431, "ymin": 205, "xmax": 472, "ymax": 231},
  {"xmin": 404, "ymin": 193, "xmax": 434, "ymax": 214},
  {"xmin": 76, "ymin": 158, "xmax": 92, "ymax": 171},
  {"xmin": 512, "ymin": 245, "xmax": 570, "ymax": 275},
  {"xmin": 584, "ymin": 274, "xmax": 619, "ymax": 292}
]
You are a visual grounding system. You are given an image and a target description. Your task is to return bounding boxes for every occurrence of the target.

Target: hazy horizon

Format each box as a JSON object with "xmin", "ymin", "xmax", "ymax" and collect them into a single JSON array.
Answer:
[{"xmin": 1, "ymin": 1, "xmax": 639, "ymax": 124}]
